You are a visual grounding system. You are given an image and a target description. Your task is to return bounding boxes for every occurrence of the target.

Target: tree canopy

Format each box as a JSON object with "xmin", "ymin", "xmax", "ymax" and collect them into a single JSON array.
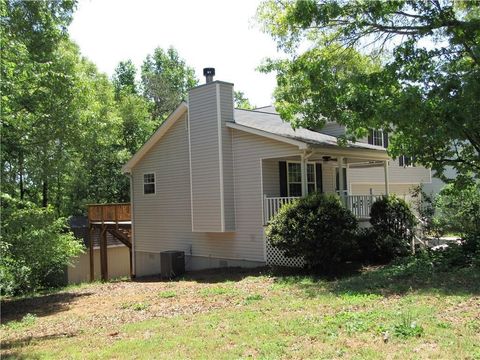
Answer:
[
  {"xmin": 141, "ymin": 47, "xmax": 198, "ymax": 121},
  {"xmin": 112, "ymin": 59, "xmax": 137, "ymax": 98},
  {"xmin": 234, "ymin": 91, "xmax": 255, "ymax": 110},
  {"xmin": 257, "ymin": 0, "xmax": 480, "ymax": 180},
  {"xmin": 1, "ymin": 0, "xmax": 199, "ymax": 214}
]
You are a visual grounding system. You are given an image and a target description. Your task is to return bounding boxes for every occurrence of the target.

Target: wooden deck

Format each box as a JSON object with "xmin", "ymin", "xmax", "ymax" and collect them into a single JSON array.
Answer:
[
  {"xmin": 87, "ymin": 203, "xmax": 132, "ymax": 281},
  {"xmin": 88, "ymin": 203, "xmax": 131, "ymax": 224}
]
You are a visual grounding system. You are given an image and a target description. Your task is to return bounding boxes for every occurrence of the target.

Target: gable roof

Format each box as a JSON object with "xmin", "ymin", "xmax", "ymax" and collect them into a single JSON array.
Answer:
[
  {"xmin": 232, "ymin": 109, "xmax": 383, "ymax": 151},
  {"xmin": 122, "ymin": 102, "xmax": 188, "ymax": 174},
  {"xmin": 122, "ymin": 103, "xmax": 386, "ymax": 173}
]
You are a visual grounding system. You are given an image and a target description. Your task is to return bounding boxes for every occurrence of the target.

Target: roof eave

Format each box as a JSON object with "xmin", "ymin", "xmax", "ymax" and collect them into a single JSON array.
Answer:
[
  {"xmin": 122, "ymin": 102, "xmax": 188, "ymax": 174},
  {"xmin": 226, "ymin": 122, "xmax": 309, "ymax": 150}
]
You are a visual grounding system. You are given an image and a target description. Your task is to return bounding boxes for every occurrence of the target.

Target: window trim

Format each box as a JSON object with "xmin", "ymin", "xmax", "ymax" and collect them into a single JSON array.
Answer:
[
  {"xmin": 369, "ymin": 129, "xmax": 388, "ymax": 148},
  {"xmin": 399, "ymin": 155, "xmax": 416, "ymax": 168},
  {"xmin": 143, "ymin": 172, "xmax": 156, "ymax": 195},
  {"xmin": 334, "ymin": 166, "xmax": 348, "ymax": 193},
  {"xmin": 286, "ymin": 161, "xmax": 316, "ymax": 197}
]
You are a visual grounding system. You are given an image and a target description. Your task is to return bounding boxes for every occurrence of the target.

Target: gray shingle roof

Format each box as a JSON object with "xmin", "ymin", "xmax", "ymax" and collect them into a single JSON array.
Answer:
[{"xmin": 233, "ymin": 109, "xmax": 383, "ymax": 150}]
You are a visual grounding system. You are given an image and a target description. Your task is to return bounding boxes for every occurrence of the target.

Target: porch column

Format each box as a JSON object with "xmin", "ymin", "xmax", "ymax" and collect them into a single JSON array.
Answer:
[
  {"xmin": 384, "ymin": 160, "xmax": 390, "ymax": 195},
  {"xmin": 338, "ymin": 156, "xmax": 345, "ymax": 198},
  {"xmin": 301, "ymin": 153, "xmax": 307, "ymax": 196}
]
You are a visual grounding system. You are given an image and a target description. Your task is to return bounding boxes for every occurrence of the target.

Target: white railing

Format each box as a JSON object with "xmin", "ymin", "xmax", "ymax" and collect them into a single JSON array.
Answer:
[
  {"xmin": 345, "ymin": 194, "xmax": 383, "ymax": 219},
  {"xmin": 263, "ymin": 196, "xmax": 300, "ymax": 225},
  {"xmin": 263, "ymin": 194, "xmax": 386, "ymax": 224}
]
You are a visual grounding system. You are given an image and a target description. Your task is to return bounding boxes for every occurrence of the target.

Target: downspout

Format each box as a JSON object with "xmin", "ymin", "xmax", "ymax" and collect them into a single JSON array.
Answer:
[{"xmin": 128, "ymin": 172, "xmax": 136, "ymax": 277}]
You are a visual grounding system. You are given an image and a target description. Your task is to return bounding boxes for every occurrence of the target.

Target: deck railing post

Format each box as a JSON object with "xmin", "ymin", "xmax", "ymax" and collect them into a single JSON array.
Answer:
[
  {"xmin": 100, "ymin": 228, "xmax": 108, "ymax": 281},
  {"xmin": 89, "ymin": 226, "xmax": 94, "ymax": 282}
]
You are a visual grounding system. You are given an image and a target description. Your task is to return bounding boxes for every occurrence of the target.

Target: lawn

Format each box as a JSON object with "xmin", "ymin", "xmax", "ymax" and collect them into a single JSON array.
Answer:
[{"xmin": 1, "ymin": 263, "xmax": 479, "ymax": 359}]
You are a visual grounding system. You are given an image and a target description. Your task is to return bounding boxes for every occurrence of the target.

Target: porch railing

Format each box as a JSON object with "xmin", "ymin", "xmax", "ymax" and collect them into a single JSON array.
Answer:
[
  {"xmin": 263, "ymin": 194, "xmax": 385, "ymax": 224},
  {"xmin": 344, "ymin": 195, "xmax": 383, "ymax": 219},
  {"xmin": 263, "ymin": 196, "xmax": 300, "ymax": 225}
]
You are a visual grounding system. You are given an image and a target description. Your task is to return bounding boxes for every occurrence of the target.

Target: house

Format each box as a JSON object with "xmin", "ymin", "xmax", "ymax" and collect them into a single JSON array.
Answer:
[{"xmin": 122, "ymin": 69, "xmax": 431, "ymax": 275}]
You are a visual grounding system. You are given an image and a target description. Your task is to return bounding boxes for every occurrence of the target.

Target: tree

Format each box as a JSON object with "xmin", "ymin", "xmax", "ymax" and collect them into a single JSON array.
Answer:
[
  {"xmin": 141, "ymin": 47, "xmax": 198, "ymax": 122},
  {"xmin": 113, "ymin": 59, "xmax": 155, "ymax": 154},
  {"xmin": 117, "ymin": 93, "xmax": 154, "ymax": 155},
  {"xmin": 257, "ymin": 0, "xmax": 480, "ymax": 181},
  {"xmin": 234, "ymin": 91, "xmax": 255, "ymax": 110},
  {"xmin": 112, "ymin": 59, "xmax": 137, "ymax": 98},
  {"xmin": 1, "ymin": 0, "xmax": 79, "ymax": 206},
  {"xmin": 0, "ymin": 193, "xmax": 84, "ymax": 295},
  {"xmin": 435, "ymin": 178, "xmax": 480, "ymax": 237}
]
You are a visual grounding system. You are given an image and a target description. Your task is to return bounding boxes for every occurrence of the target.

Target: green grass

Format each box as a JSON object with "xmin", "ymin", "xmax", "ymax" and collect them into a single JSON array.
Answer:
[
  {"xmin": 199, "ymin": 285, "xmax": 237, "ymax": 297},
  {"xmin": 244, "ymin": 294, "xmax": 263, "ymax": 304},
  {"xmin": 1, "ymin": 313, "xmax": 37, "ymax": 331},
  {"xmin": 2, "ymin": 263, "xmax": 480, "ymax": 359},
  {"xmin": 120, "ymin": 302, "xmax": 150, "ymax": 311},
  {"xmin": 158, "ymin": 290, "xmax": 177, "ymax": 298}
]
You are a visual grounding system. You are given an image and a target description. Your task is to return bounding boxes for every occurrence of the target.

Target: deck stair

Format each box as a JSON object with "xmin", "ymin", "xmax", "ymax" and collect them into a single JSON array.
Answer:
[{"xmin": 87, "ymin": 203, "xmax": 132, "ymax": 281}]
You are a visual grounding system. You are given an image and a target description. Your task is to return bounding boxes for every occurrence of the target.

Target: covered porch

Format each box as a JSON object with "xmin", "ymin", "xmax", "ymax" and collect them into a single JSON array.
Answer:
[{"xmin": 261, "ymin": 147, "xmax": 390, "ymax": 224}]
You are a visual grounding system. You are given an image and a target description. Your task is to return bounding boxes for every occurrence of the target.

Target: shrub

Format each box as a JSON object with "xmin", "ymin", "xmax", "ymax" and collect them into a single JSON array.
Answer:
[
  {"xmin": 462, "ymin": 233, "xmax": 480, "ymax": 268},
  {"xmin": 410, "ymin": 185, "xmax": 443, "ymax": 238},
  {"xmin": 362, "ymin": 196, "xmax": 417, "ymax": 263},
  {"xmin": 356, "ymin": 227, "xmax": 384, "ymax": 264},
  {"xmin": 0, "ymin": 193, "xmax": 84, "ymax": 296},
  {"xmin": 266, "ymin": 193, "xmax": 358, "ymax": 272},
  {"xmin": 435, "ymin": 180, "xmax": 480, "ymax": 237}
]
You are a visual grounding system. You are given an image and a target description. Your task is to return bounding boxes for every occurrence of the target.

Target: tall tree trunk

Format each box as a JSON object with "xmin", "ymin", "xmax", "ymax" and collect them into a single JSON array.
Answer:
[
  {"xmin": 19, "ymin": 155, "xmax": 25, "ymax": 200},
  {"xmin": 42, "ymin": 179, "xmax": 48, "ymax": 207}
]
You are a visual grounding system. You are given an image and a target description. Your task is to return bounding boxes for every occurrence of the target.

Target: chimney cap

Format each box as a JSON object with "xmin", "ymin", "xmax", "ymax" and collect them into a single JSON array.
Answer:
[{"xmin": 203, "ymin": 67, "xmax": 215, "ymax": 76}]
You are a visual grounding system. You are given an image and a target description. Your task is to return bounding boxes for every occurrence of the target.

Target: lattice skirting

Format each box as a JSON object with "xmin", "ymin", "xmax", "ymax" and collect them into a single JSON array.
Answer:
[{"xmin": 265, "ymin": 241, "xmax": 305, "ymax": 268}]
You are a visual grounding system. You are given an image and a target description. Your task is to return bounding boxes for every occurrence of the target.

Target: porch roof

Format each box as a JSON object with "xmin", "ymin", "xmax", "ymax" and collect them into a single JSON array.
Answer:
[{"xmin": 233, "ymin": 109, "xmax": 384, "ymax": 152}]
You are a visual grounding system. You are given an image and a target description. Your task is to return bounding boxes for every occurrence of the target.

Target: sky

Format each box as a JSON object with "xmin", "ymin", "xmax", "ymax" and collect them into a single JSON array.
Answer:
[{"xmin": 69, "ymin": 0, "xmax": 281, "ymax": 107}]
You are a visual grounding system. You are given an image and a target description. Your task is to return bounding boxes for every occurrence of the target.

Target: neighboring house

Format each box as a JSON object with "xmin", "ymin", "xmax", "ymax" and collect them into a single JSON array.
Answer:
[
  {"xmin": 122, "ymin": 70, "xmax": 431, "ymax": 275},
  {"xmin": 422, "ymin": 166, "xmax": 457, "ymax": 196},
  {"xmin": 67, "ymin": 216, "xmax": 130, "ymax": 283}
]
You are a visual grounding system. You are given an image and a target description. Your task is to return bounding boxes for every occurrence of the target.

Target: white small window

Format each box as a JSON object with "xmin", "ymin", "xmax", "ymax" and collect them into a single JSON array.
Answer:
[
  {"xmin": 143, "ymin": 173, "xmax": 155, "ymax": 194},
  {"xmin": 369, "ymin": 129, "xmax": 388, "ymax": 148},
  {"xmin": 287, "ymin": 162, "xmax": 316, "ymax": 197},
  {"xmin": 399, "ymin": 155, "xmax": 416, "ymax": 168}
]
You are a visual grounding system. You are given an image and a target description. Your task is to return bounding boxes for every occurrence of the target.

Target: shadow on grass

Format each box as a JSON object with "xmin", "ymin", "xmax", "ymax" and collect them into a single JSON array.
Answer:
[
  {"xmin": 1, "ymin": 292, "xmax": 93, "ymax": 324},
  {"xmin": 1, "ymin": 331, "xmax": 78, "ymax": 353},
  {"xmin": 272, "ymin": 261, "xmax": 480, "ymax": 297},
  {"xmin": 135, "ymin": 259, "xmax": 480, "ymax": 297},
  {"xmin": 133, "ymin": 266, "xmax": 274, "ymax": 284},
  {"xmin": 1, "ymin": 352, "xmax": 41, "ymax": 360}
]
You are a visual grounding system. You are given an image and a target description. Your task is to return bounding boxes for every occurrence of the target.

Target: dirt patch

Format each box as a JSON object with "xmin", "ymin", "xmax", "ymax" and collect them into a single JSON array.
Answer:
[{"xmin": 0, "ymin": 268, "xmax": 269, "ymax": 346}]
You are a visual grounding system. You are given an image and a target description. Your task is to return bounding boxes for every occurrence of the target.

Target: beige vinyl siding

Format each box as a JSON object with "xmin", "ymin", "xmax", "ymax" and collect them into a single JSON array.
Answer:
[
  {"xmin": 189, "ymin": 84, "xmax": 222, "ymax": 231},
  {"xmin": 318, "ymin": 122, "xmax": 346, "ymax": 137},
  {"xmin": 68, "ymin": 246, "xmax": 129, "ymax": 284},
  {"xmin": 262, "ymin": 159, "xmax": 280, "ymax": 197},
  {"xmin": 132, "ymin": 114, "xmax": 239, "ymax": 259},
  {"xmin": 131, "ymin": 113, "xmax": 299, "ymax": 270},
  {"xmin": 231, "ymin": 129, "xmax": 299, "ymax": 261},
  {"xmin": 322, "ymin": 163, "xmax": 336, "ymax": 194},
  {"xmin": 219, "ymin": 83, "xmax": 236, "ymax": 231},
  {"xmin": 348, "ymin": 157, "xmax": 431, "ymax": 189},
  {"xmin": 351, "ymin": 183, "xmax": 415, "ymax": 196},
  {"xmin": 353, "ymin": 136, "xmax": 431, "ymax": 186},
  {"xmin": 132, "ymin": 113, "xmax": 194, "ymax": 253}
]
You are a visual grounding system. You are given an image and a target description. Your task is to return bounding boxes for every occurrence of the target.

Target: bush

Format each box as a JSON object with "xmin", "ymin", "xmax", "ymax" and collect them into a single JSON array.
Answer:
[
  {"xmin": 463, "ymin": 234, "xmax": 480, "ymax": 268},
  {"xmin": 0, "ymin": 193, "xmax": 84, "ymax": 296},
  {"xmin": 410, "ymin": 185, "xmax": 443, "ymax": 238},
  {"xmin": 266, "ymin": 193, "xmax": 358, "ymax": 272},
  {"xmin": 435, "ymin": 180, "xmax": 480, "ymax": 237},
  {"xmin": 360, "ymin": 196, "xmax": 416, "ymax": 263}
]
